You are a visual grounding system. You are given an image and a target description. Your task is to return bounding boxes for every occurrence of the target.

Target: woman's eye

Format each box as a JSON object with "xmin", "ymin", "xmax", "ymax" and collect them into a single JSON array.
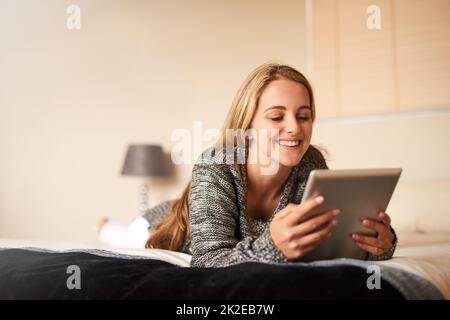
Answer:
[{"xmin": 270, "ymin": 115, "xmax": 310, "ymax": 122}]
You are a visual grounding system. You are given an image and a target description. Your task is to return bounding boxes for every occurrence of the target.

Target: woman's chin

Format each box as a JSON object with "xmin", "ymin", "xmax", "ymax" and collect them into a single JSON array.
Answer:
[
  {"xmin": 273, "ymin": 153, "xmax": 303, "ymax": 168},
  {"xmin": 269, "ymin": 143, "xmax": 307, "ymax": 167},
  {"xmin": 278, "ymin": 158, "xmax": 301, "ymax": 168}
]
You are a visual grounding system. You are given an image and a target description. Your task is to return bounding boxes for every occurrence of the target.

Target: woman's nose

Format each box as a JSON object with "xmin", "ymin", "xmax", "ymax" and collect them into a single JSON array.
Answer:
[{"xmin": 285, "ymin": 116, "xmax": 301, "ymax": 134}]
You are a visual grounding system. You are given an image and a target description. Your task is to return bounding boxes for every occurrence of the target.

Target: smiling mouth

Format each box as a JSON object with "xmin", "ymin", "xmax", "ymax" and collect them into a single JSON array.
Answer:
[{"xmin": 276, "ymin": 139, "xmax": 302, "ymax": 149}]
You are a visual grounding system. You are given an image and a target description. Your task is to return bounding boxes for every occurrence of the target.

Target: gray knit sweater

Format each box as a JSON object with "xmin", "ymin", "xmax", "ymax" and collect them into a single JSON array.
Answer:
[{"xmin": 145, "ymin": 144, "xmax": 397, "ymax": 267}]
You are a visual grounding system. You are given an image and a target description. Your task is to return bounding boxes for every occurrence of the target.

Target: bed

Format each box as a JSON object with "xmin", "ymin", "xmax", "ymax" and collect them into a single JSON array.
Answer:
[
  {"xmin": 375, "ymin": 231, "xmax": 450, "ymax": 299},
  {"xmin": 0, "ymin": 231, "xmax": 448, "ymax": 300}
]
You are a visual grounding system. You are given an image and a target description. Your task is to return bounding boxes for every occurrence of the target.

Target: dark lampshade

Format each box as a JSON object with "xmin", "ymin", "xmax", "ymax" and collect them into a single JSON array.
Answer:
[{"xmin": 121, "ymin": 145, "xmax": 169, "ymax": 177}]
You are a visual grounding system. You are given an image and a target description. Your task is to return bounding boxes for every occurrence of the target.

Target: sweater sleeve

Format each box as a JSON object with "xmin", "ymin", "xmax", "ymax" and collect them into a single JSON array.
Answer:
[{"xmin": 189, "ymin": 163, "xmax": 287, "ymax": 267}]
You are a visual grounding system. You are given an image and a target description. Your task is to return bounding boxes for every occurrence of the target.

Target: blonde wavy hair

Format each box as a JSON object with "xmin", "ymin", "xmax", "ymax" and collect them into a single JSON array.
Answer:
[{"xmin": 145, "ymin": 62, "xmax": 319, "ymax": 251}]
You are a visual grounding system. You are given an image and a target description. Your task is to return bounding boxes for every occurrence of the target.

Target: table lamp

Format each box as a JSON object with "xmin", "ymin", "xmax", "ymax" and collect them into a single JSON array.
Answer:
[{"xmin": 121, "ymin": 144, "xmax": 169, "ymax": 215}]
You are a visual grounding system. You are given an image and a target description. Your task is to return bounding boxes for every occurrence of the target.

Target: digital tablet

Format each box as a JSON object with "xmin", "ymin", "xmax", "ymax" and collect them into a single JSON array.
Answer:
[{"xmin": 298, "ymin": 168, "xmax": 402, "ymax": 262}]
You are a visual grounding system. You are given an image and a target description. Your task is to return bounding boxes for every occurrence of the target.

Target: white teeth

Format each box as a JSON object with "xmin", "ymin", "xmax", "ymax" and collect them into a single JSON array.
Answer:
[{"xmin": 278, "ymin": 140, "xmax": 300, "ymax": 147}]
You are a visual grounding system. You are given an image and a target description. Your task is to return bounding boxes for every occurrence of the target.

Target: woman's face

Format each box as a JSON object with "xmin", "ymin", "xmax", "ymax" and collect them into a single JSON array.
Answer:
[{"xmin": 249, "ymin": 77, "xmax": 313, "ymax": 170}]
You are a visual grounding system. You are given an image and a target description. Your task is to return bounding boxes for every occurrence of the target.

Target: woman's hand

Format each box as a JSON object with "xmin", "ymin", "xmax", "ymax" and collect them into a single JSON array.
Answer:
[
  {"xmin": 351, "ymin": 211, "xmax": 395, "ymax": 256},
  {"xmin": 269, "ymin": 196, "xmax": 340, "ymax": 260}
]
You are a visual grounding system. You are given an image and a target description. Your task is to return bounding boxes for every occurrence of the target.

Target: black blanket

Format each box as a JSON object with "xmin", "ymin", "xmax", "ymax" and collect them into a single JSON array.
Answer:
[{"xmin": 0, "ymin": 249, "xmax": 404, "ymax": 300}]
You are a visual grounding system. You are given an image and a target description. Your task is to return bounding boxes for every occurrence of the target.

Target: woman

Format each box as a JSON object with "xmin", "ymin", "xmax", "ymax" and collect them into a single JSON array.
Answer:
[{"xmin": 146, "ymin": 62, "xmax": 397, "ymax": 267}]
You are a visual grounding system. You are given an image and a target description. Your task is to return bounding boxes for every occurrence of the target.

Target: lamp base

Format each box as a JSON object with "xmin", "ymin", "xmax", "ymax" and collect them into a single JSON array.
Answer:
[{"xmin": 139, "ymin": 183, "xmax": 149, "ymax": 215}]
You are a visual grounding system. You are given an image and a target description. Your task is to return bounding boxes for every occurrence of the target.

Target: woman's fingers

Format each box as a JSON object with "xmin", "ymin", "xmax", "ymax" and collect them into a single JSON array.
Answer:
[
  {"xmin": 292, "ymin": 208, "xmax": 340, "ymax": 237},
  {"xmin": 354, "ymin": 241, "xmax": 386, "ymax": 256},
  {"xmin": 274, "ymin": 203, "xmax": 297, "ymax": 220},
  {"xmin": 378, "ymin": 211, "xmax": 391, "ymax": 226},
  {"xmin": 351, "ymin": 234, "xmax": 390, "ymax": 250},
  {"xmin": 284, "ymin": 196, "xmax": 325, "ymax": 225},
  {"xmin": 361, "ymin": 218, "xmax": 395, "ymax": 245},
  {"xmin": 294, "ymin": 220, "xmax": 337, "ymax": 248},
  {"xmin": 362, "ymin": 219, "xmax": 389, "ymax": 235},
  {"xmin": 292, "ymin": 244, "xmax": 316, "ymax": 259},
  {"xmin": 275, "ymin": 205, "xmax": 395, "ymax": 260}
]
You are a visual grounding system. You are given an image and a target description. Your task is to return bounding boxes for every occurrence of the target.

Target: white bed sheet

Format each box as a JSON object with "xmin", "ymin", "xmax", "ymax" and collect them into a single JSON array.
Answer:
[
  {"xmin": 377, "ymin": 231, "xmax": 450, "ymax": 299},
  {"xmin": 1, "ymin": 232, "xmax": 449, "ymax": 299},
  {"xmin": 0, "ymin": 238, "xmax": 192, "ymax": 267}
]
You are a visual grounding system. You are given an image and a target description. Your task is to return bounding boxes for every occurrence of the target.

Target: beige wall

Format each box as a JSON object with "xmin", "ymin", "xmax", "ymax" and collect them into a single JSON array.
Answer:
[
  {"xmin": 0, "ymin": 0, "xmax": 307, "ymax": 241},
  {"xmin": 1, "ymin": 0, "xmax": 449, "ymax": 243}
]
